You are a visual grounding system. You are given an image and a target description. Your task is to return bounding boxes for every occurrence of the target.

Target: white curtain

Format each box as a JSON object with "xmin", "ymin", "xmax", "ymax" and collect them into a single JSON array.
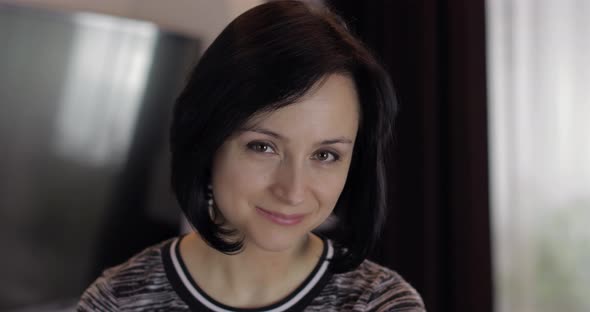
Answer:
[{"xmin": 487, "ymin": 0, "xmax": 590, "ymax": 311}]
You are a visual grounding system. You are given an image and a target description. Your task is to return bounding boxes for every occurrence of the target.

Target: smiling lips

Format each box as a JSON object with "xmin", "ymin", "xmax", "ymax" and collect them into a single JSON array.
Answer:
[{"xmin": 256, "ymin": 207, "xmax": 306, "ymax": 226}]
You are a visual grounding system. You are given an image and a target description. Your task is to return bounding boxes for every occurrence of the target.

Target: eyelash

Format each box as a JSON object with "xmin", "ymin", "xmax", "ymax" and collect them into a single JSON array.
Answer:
[
  {"xmin": 246, "ymin": 141, "xmax": 341, "ymax": 163},
  {"xmin": 312, "ymin": 150, "xmax": 340, "ymax": 162},
  {"xmin": 246, "ymin": 141, "xmax": 276, "ymax": 154}
]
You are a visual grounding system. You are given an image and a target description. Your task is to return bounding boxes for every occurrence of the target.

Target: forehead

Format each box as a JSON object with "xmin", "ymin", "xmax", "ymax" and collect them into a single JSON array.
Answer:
[{"xmin": 243, "ymin": 74, "xmax": 360, "ymax": 140}]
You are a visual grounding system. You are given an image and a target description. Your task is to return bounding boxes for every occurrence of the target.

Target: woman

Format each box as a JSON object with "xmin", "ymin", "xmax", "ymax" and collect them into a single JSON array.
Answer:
[{"xmin": 78, "ymin": 1, "xmax": 425, "ymax": 311}]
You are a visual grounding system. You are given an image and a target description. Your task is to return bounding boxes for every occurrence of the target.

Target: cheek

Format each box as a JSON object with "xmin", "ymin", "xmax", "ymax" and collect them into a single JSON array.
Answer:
[
  {"xmin": 313, "ymin": 166, "xmax": 351, "ymax": 210},
  {"xmin": 217, "ymin": 164, "xmax": 269, "ymax": 195},
  {"xmin": 211, "ymin": 149, "xmax": 273, "ymax": 209}
]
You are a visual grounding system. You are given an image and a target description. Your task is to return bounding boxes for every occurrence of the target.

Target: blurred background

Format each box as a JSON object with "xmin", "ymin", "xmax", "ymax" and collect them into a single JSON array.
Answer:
[{"xmin": 0, "ymin": 0, "xmax": 588, "ymax": 311}]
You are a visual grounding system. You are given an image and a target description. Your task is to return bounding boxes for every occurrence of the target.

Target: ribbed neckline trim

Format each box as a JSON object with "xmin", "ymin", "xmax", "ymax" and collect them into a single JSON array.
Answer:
[{"xmin": 162, "ymin": 235, "xmax": 334, "ymax": 312}]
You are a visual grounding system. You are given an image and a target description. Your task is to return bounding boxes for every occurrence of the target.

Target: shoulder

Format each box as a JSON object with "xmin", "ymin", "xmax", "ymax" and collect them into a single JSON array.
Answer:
[
  {"xmin": 354, "ymin": 260, "xmax": 425, "ymax": 311},
  {"xmin": 77, "ymin": 238, "xmax": 178, "ymax": 311},
  {"xmin": 314, "ymin": 259, "xmax": 426, "ymax": 312}
]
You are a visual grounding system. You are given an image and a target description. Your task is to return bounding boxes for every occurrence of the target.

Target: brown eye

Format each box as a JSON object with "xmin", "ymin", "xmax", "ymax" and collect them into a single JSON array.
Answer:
[
  {"xmin": 247, "ymin": 141, "xmax": 275, "ymax": 153},
  {"xmin": 313, "ymin": 150, "xmax": 339, "ymax": 162}
]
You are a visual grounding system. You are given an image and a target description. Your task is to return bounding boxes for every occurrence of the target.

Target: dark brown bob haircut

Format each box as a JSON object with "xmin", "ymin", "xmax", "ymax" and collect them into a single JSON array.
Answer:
[{"xmin": 170, "ymin": 0, "xmax": 398, "ymax": 273}]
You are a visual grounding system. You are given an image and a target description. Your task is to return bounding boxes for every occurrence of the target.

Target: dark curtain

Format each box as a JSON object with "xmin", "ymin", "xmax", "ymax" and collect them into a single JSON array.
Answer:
[{"xmin": 327, "ymin": 1, "xmax": 493, "ymax": 311}]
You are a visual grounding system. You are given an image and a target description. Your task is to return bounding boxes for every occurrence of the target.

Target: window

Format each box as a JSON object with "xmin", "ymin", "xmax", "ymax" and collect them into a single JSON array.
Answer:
[{"xmin": 487, "ymin": 1, "xmax": 590, "ymax": 311}]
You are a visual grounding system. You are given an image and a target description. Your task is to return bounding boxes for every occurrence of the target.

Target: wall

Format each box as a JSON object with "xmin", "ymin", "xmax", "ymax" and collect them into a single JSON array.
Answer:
[{"xmin": 0, "ymin": 0, "xmax": 263, "ymax": 46}]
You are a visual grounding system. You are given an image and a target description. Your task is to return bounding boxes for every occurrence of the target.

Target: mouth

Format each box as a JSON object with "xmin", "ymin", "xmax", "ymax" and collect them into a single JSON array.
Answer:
[{"xmin": 255, "ymin": 206, "xmax": 306, "ymax": 226}]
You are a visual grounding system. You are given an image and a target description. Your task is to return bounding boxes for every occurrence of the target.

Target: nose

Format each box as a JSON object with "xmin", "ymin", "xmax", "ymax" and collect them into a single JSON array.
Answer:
[{"xmin": 271, "ymin": 158, "xmax": 306, "ymax": 206}]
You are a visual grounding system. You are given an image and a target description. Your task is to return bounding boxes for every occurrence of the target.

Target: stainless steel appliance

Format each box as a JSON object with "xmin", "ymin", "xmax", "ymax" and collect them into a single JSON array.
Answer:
[{"xmin": 0, "ymin": 4, "xmax": 199, "ymax": 309}]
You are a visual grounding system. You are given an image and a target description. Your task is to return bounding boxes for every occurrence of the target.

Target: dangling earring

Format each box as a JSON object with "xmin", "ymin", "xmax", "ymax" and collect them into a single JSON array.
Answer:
[{"xmin": 207, "ymin": 184, "xmax": 215, "ymax": 220}]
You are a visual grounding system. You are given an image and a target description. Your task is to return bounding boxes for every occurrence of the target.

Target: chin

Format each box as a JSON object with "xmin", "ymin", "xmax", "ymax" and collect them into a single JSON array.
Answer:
[{"xmin": 244, "ymin": 228, "xmax": 309, "ymax": 253}]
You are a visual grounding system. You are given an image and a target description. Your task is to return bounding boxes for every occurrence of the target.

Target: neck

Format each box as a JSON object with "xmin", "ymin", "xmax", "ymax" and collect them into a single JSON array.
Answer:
[{"xmin": 180, "ymin": 231, "xmax": 324, "ymax": 308}]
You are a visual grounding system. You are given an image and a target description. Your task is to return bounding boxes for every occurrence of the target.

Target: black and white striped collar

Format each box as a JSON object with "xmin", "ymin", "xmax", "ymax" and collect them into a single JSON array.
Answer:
[{"xmin": 162, "ymin": 235, "xmax": 334, "ymax": 312}]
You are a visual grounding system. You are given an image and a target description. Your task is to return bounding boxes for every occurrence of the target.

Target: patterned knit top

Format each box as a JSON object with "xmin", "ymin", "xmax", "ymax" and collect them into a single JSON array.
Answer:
[{"xmin": 77, "ymin": 237, "xmax": 425, "ymax": 311}]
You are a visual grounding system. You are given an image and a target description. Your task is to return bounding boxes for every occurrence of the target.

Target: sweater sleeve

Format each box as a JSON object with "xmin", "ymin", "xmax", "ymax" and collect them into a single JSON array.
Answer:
[
  {"xmin": 76, "ymin": 274, "xmax": 119, "ymax": 311},
  {"xmin": 365, "ymin": 267, "xmax": 426, "ymax": 312}
]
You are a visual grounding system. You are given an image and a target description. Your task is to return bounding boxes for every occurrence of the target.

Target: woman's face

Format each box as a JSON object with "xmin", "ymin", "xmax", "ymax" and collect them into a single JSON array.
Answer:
[{"xmin": 211, "ymin": 74, "xmax": 359, "ymax": 253}]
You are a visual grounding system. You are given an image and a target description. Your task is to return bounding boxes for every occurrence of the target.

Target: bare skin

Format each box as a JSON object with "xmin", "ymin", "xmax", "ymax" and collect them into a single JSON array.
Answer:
[{"xmin": 180, "ymin": 232, "xmax": 324, "ymax": 307}]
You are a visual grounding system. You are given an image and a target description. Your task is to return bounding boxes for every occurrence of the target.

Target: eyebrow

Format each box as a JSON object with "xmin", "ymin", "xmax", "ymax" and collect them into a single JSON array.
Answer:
[{"xmin": 238, "ymin": 127, "xmax": 353, "ymax": 145}]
